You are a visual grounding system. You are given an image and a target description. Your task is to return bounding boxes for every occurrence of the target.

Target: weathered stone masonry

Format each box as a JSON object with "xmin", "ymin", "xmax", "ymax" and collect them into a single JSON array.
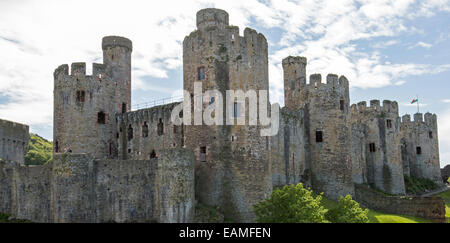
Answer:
[
  {"xmin": 0, "ymin": 149, "xmax": 194, "ymax": 223},
  {"xmin": 0, "ymin": 119, "xmax": 29, "ymax": 165},
  {"xmin": 0, "ymin": 8, "xmax": 445, "ymax": 223}
]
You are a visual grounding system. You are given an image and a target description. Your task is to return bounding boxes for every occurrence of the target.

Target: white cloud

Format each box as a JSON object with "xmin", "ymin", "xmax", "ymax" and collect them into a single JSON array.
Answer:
[
  {"xmin": 408, "ymin": 41, "xmax": 433, "ymax": 49},
  {"xmin": 371, "ymin": 40, "xmax": 400, "ymax": 49},
  {"xmin": 0, "ymin": 0, "xmax": 450, "ymax": 130},
  {"xmin": 442, "ymin": 99, "xmax": 450, "ymax": 103}
]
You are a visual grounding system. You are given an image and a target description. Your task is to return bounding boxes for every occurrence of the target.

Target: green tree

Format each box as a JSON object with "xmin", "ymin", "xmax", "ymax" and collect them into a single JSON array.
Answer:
[
  {"xmin": 253, "ymin": 183, "xmax": 327, "ymax": 223},
  {"xmin": 24, "ymin": 133, "xmax": 53, "ymax": 165},
  {"xmin": 325, "ymin": 195, "xmax": 369, "ymax": 223}
]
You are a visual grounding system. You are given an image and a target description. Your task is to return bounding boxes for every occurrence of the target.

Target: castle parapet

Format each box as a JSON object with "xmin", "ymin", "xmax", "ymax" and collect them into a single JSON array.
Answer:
[
  {"xmin": 310, "ymin": 74, "xmax": 321, "ymax": 87},
  {"xmin": 326, "ymin": 74, "xmax": 338, "ymax": 87},
  {"xmin": 71, "ymin": 62, "xmax": 86, "ymax": 76},
  {"xmin": 282, "ymin": 56, "xmax": 307, "ymax": 66},
  {"xmin": 54, "ymin": 63, "xmax": 108, "ymax": 86},
  {"xmin": 414, "ymin": 113, "xmax": 423, "ymax": 123},
  {"xmin": 196, "ymin": 8, "xmax": 229, "ymax": 31},
  {"xmin": 402, "ymin": 114, "xmax": 411, "ymax": 123},
  {"xmin": 102, "ymin": 36, "xmax": 132, "ymax": 51},
  {"xmin": 370, "ymin": 100, "xmax": 380, "ymax": 111},
  {"xmin": 351, "ymin": 100, "xmax": 399, "ymax": 115}
]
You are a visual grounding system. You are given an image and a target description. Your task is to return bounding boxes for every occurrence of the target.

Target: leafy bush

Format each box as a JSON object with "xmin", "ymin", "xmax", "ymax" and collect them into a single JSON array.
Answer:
[
  {"xmin": 253, "ymin": 183, "xmax": 327, "ymax": 223},
  {"xmin": 24, "ymin": 134, "xmax": 52, "ymax": 165},
  {"xmin": 404, "ymin": 175, "xmax": 438, "ymax": 195},
  {"xmin": 325, "ymin": 195, "xmax": 369, "ymax": 223}
]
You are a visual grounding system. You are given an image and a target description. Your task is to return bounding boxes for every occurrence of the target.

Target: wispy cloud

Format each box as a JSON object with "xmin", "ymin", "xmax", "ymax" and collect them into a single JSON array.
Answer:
[
  {"xmin": 442, "ymin": 99, "xmax": 450, "ymax": 103},
  {"xmin": 0, "ymin": 0, "xmax": 449, "ymax": 133},
  {"xmin": 408, "ymin": 41, "xmax": 433, "ymax": 49}
]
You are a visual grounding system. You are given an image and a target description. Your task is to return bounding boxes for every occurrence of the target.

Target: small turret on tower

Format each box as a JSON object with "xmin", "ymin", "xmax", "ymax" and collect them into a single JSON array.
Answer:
[
  {"xmin": 196, "ymin": 8, "xmax": 229, "ymax": 31},
  {"xmin": 282, "ymin": 56, "xmax": 307, "ymax": 109}
]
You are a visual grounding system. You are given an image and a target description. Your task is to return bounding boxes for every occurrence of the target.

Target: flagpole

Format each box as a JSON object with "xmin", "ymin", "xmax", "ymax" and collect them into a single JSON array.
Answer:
[{"xmin": 416, "ymin": 94, "xmax": 419, "ymax": 113}]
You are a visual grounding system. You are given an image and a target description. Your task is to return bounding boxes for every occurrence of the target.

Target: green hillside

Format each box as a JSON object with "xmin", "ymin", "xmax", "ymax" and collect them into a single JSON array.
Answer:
[{"xmin": 24, "ymin": 133, "xmax": 53, "ymax": 165}]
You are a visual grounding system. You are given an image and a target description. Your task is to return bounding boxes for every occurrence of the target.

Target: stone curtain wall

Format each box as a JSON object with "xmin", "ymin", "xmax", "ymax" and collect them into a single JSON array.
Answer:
[
  {"xmin": 0, "ymin": 149, "xmax": 194, "ymax": 223},
  {"xmin": 0, "ymin": 119, "xmax": 29, "ymax": 164},
  {"xmin": 117, "ymin": 102, "xmax": 184, "ymax": 160},
  {"xmin": 354, "ymin": 184, "xmax": 446, "ymax": 222}
]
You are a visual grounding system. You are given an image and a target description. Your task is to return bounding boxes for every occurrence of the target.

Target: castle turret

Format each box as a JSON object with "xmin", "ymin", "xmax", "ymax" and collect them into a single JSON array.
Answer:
[
  {"xmin": 282, "ymin": 56, "xmax": 307, "ymax": 109},
  {"xmin": 183, "ymin": 8, "xmax": 271, "ymax": 222},
  {"xmin": 400, "ymin": 112, "xmax": 442, "ymax": 185},
  {"xmin": 53, "ymin": 36, "xmax": 132, "ymax": 159}
]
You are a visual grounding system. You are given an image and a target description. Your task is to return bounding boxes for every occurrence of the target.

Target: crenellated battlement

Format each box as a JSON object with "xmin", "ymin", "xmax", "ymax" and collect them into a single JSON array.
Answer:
[
  {"xmin": 282, "ymin": 56, "xmax": 307, "ymax": 66},
  {"xmin": 54, "ymin": 62, "xmax": 108, "ymax": 87},
  {"xmin": 351, "ymin": 99, "xmax": 399, "ymax": 115},
  {"xmin": 306, "ymin": 73, "xmax": 349, "ymax": 91},
  {"xmin": 400, "ymin": 112, "xmax": 437, "ymax": 127}
]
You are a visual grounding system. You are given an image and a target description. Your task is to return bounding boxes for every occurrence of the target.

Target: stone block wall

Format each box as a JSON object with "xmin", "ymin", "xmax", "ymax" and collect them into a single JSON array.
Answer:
[
  {"xmin": 0, "ymin": 119, "xmax": 29, "ymax": 164},
  {"xmin": 401, "ymin": 113, "xmax": 442, "ymax": 185},
  {"xmin": 351, "ymin": 100, "xmax": 405, "ymax": 195},
  {"xmin": 0, "ymin": 149, "xmax": 194, "ymax": 223},
  {"xmin": 117, "ymin": 102, "xmax": 184, "ymax": 160},
  {"xmin": 183, "ymin": 8, "xmax": 272, "ymax": 222},
  {"xmin": 271, "ymin": 108, "xmax": 307, "ymax": 187},
  {"xmin": 53, "ymin": 36, "xmax": 132, "ymax": 160},
  {"xmin": 355, "ymin": 184, "xmax": 446, "ymax": 222}
]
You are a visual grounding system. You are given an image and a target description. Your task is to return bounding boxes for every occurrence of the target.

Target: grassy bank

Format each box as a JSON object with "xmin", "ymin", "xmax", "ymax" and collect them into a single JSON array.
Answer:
[{"xmin": 321, "ymin": 197, "xmax": 432, "ymax": 223}]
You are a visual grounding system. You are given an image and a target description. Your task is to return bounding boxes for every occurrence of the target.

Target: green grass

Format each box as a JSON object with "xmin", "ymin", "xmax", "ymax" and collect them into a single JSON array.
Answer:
[{"xmin": 320, "ymin": 197, "xmax": 432, "ymax": 223}]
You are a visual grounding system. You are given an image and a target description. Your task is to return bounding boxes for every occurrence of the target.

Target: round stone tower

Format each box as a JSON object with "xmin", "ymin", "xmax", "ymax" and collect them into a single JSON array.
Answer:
[
  {"xmin": 53, "ymin": 36, "xmax": 132, "ymax": 159},
  {"xmin": 183, "ymin": 8, "xmax": 271, "ymax": 222}
]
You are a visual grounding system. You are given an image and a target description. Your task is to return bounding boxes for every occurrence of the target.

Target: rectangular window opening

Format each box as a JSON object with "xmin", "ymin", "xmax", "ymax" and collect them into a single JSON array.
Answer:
[
  {"xmin": 97, "ymin": 112, "xmax": 106, "ymax": 124},
  {"xmin": 369, "ymin": 143, "xmax": 376, "ymax": 153},
  {"xmin": 198, "ymin": 67, "xmax": 205, "ymax": 80},
  {"xmin": 315, "ymin": 131, "xmax": 323, "ymax": 143},
  {"xmin": 76, "ymin": 90, "xmax": 86, "ymax": 102},
  {"xmin": 416, "ymin": 146, "xmax": 422, "ymax": 155},
  {"xmin": 386, "ymin": 119, "xmax": 393, "ymax": 129},
  {"xmin": 340, "ymin": 100, "xmax": 345, "ymax": 111},
  {"xmin": 200, "ymin": 146, "xmax": 207, "ymax": 162}
]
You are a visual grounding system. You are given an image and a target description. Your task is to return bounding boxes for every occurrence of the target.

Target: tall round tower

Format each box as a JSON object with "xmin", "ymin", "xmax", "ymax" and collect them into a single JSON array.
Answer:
[
  {"xmin": 183, "ymin": 8, "xmax": 272, "ymax": 222},
  {"xmin": 53, "ymin": 36, "xmax": 132, "ymax": 159}
]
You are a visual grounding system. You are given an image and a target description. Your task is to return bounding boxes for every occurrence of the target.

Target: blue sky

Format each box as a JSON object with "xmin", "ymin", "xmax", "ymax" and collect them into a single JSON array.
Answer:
[{"xmin": 0, "ymin": 0, "xmax": 449, "ymax": 166}]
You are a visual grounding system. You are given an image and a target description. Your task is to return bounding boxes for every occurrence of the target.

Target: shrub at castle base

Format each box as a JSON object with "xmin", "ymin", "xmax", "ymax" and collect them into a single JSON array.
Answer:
[
  {"xmin": 253, "ymin": 184, "xmax": 327, "ymax": 223},
  {"xmin": 253, "ymin": 183, "xmax": 369, "ymax": 223}
]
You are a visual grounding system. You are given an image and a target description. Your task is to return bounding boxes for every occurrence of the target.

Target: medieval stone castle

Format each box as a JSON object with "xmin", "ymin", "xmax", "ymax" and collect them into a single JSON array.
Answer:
[{"xmin": 0, "ymin": 8, "xmax": 444, "ymax": 223}]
